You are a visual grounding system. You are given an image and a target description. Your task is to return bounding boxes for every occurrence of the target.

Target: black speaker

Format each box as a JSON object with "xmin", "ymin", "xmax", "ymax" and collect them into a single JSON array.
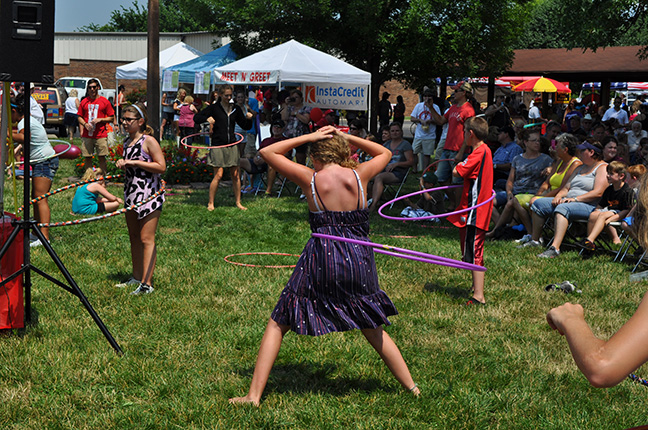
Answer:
[{"xmin": 0, "ymin": 0, "xmax": 55, "ymax": 83}]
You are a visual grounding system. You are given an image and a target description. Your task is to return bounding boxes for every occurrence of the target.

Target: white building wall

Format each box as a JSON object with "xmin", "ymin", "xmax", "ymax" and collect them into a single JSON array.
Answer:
[{"xmin": 54, "ymin": 32, "xmax": 224, "ymax": 64}]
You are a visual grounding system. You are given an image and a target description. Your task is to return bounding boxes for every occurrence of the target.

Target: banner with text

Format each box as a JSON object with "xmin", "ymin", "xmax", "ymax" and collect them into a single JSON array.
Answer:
[
  {"xmin": 302, "ymin": 83, "xmax": 368, "ymax": 110},
  {"xmin": 162, "ymin": 70, "xmax": 179, "ymax": 92},
  {"xmin": 214, "ymin": 70, "xmax": 278, "ymax": 84},
  {"xmin": 194, "ymin": 71, "xmax": 211, "ymax": 94}
]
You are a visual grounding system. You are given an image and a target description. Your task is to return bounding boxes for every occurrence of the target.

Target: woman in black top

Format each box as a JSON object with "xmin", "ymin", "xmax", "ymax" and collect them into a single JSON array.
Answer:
[{"xmin": 194, "ymin": 84, "xmax": 253, "ymax": 211}]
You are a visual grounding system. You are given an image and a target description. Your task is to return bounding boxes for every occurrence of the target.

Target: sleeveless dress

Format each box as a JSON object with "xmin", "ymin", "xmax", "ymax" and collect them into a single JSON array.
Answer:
[
  {"xmin": 123, "ymin": 135, "xmax": 165, "ymax": 220},
  {"xmin": 271, "ymin": 170, "xmax": 398, "ymax": 336}
]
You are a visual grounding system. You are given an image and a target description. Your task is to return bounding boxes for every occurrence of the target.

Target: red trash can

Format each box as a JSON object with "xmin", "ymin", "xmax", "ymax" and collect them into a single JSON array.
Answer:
[{"xmin": 0, "ymin": 213, "xmax": 24, "ymax": 329}]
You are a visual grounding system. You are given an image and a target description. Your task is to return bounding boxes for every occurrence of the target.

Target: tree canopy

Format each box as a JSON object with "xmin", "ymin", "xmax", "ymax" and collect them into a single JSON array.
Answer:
[
  {"xmin": 78, "ymin": 0, "xmax": 217, "ymax": 33},
  {"xmin": 517, "ymin": 0, "xmax": 648, "ymax": 57},
  {"xmin": 86, "ymin": 0, "xmax": 648, "ymax": 128},
  {"xmin": 85, "ymin": 0, "xmax": 529, "ymax": 87}
]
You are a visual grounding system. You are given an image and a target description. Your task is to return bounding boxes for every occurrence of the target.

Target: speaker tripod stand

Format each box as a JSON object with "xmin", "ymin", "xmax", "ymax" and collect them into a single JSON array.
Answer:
[{"xmin": 0, "ymin": 84, "xmax": 122, "ymax": 354}]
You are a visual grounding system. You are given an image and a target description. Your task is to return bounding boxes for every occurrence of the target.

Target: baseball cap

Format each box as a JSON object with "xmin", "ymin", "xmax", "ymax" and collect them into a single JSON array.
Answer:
[
  {"xmin": 422, "ymin": 171, "xmax": 439, "ymax": 185},
  {"xmin": 323, "ymin": 109, "xmax": 335, "ymax": 116},
  {"xmin": 272, "ymin": 119, "xmax": 285, "ymax": 128},
  {"xmin": 452, "ymin": 81, "xmax": 473, "ymax": 93},
  {"xmin": 576, "ymin": 141, "xmax": 602, "ymax": 154}
]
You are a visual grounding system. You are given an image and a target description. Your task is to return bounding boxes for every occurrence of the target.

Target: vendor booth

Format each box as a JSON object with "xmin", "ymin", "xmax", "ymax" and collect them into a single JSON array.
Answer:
[
  {"xmin": 163, "ymin": 44, "xmax": 238, "ymax": 93},
  {"xmin": 213, "ymin": 39, "xmax": 371, "ymax": 111}
]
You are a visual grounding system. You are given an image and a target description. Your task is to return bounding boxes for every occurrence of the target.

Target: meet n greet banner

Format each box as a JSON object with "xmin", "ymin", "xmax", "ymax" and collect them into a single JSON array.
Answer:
[{"xmin": 214, "ymin": 70, "xmax": 278, "ymax": 85}]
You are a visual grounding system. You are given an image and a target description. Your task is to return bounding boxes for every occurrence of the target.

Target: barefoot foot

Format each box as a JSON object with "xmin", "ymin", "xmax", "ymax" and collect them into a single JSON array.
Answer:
[
  {"xmin": 229, "ymin": 396, "xmax": 259, "ymax": 406},
  {"xmin": 236, "ymin": 203, "xmax": 248, "ymax": 211},
  {"xmin": 207, "ymin": 203, "xmax": 215, "ymax": 211}
]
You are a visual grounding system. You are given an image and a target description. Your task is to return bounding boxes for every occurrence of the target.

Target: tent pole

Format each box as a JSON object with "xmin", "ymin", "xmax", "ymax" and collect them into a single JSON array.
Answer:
[
  {"xmin": 368, "ymin": 82, "xmax": 372, "ymax": 131},
  {"xmin": 0, "ymin": 82, "xmax": 7, "ymax": 214}
]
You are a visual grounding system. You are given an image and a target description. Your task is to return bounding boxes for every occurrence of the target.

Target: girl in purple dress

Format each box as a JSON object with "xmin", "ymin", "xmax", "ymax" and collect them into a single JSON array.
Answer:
[
  {"xmin": 115, "ymin": 103, "xmax": 166, "ymax": 295},
  {"xmin": 229, "ymin": 126, "xmax": 419, "ymax": 406}
]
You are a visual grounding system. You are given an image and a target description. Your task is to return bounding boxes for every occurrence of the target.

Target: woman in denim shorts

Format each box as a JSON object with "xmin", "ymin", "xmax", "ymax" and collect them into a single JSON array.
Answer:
[
  {"xmin": 10, "ymin": 94, "xmax": 58, "ymax": 246},
  {"xmin": 530, "ymin": 140, "xmax": 608, "ymax": 258}
]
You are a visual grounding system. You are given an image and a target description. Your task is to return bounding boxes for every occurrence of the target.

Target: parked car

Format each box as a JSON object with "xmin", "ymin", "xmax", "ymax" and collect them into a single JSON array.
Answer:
[
  {"xmin": 32, "ymin": 83, "xmax": 68, "ymax": 137},
  {"xmin": 54, "ymin": 77, "xmax": 116, "ymax": 105}
]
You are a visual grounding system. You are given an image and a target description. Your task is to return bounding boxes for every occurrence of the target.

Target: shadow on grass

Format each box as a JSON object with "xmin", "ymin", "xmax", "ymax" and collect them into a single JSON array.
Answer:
[
  {"xmin": 236, "ymin": 361, "xmax": 393, "ymax": 397},
  {"xmin": 423, "ymin": 282, "xmax": 470, "ymax": 300},
  {"xmin": 107, "ymin": 271, "xmax": 135, "ymax": 283}
]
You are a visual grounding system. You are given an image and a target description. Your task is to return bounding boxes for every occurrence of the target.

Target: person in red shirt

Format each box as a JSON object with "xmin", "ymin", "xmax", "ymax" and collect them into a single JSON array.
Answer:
[
  {"xmin": 314, "ymin": 109, "xmax": 337, "ymax": 130},
  {"xmin": 429, "ymin": 81, "xmax": 476, "ymax": 206},
  {"xmin": 447, "ymin": 116, "xmax": 493, "ymax": 306},
  {"xmin": 78, "ymin": 78, "xmax": 115, "ymax": 175}
]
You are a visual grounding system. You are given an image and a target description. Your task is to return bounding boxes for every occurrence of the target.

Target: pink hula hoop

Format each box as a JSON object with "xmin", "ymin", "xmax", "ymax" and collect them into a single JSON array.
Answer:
[
  {"xmin": 311, "ymin": 233, "xmax": 486, "ymax": 272},
  {"xmin": 378, "ymin": 185, "xmax": 496, "ymax": 221},
  {"xmin": 224, "ymin": 252, "xmax": 300, "ymax": 268},
  {"xmin": 180, "ymin": 131, "xmax": 244, "ymax": 149}
]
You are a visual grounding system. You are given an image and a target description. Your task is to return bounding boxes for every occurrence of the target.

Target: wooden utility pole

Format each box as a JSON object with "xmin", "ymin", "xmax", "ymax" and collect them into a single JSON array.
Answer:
[{"xmin": 147, "ymin": 0, "xmax": 160, "ymax": 140}]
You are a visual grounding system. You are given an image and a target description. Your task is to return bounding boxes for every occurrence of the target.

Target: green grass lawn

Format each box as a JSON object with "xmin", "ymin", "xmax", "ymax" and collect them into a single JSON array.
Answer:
[{"xmin": 2, "ymin": 153, "xmax": 648, "ymax": 429}]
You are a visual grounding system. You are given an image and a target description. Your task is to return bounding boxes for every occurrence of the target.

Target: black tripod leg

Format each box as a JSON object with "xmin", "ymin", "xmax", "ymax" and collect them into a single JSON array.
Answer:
[{"xmin": 31, "ymin": 226, "xmax": 123, "ymax": 354}]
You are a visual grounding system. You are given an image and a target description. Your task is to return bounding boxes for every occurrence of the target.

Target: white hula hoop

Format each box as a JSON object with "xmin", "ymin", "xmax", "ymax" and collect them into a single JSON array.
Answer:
[{"xmin": 12, "ymin": 140, "xmax": 72, "ymax": 166}]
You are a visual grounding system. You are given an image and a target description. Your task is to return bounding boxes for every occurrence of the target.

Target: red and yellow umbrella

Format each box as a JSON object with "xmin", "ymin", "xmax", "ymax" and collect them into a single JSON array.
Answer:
[{"xmin": 513, "ymin": 77, "xmax": 571, "ymax": 93}]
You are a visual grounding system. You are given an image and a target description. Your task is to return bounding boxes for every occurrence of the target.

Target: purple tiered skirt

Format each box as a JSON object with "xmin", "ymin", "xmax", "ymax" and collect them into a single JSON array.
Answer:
[{"xmin": 271, "ymin": 209, "xmax": 397, "ymax": 336}]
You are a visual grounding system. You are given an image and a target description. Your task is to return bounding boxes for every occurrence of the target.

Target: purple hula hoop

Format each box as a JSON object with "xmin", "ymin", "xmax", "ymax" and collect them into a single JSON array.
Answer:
[
  {"xmin": 378, "ymin": 185, "xmax": 496, "ymax": 221},
  {"xmin": 180, "ymin": 131, "xmax": 244, "ymax": 149},
  {"xmin": 311, "ymin": 233, "xmax": 486, "ymax": 272}
]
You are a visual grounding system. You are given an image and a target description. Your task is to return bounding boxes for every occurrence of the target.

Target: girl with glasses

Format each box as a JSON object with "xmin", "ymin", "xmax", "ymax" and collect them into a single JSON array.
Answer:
[{"xmin": 114, "ymin": 103, "xmax": 166, "ymax": 295}]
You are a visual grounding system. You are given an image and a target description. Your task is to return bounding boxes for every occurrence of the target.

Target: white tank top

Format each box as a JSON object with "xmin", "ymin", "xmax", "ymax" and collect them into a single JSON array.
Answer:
[{"xmin": 65, "ymin": 97, "xmax": 78, "ymax": 115}]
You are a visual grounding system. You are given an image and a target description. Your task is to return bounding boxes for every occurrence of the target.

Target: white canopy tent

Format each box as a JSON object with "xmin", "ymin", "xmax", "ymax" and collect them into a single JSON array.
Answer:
[
  {"xmin": 116, "ymin": 42, "xmax": 204, "ymax": 80},
  {"xmin": 213, "ymin": 40, "xmax": 371, "ymax": 110},
  {"xmin": 114, "ymin": 42, "xmax": 203, "ymax": 131}
]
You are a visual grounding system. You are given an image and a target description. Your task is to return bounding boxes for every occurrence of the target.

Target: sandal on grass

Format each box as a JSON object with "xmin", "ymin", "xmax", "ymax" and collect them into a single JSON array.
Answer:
[
  {"xmin": 578, "ymin": 238, "xmax": 596, "ymax": 251},
  {"xmin": 464, "ymin": 297, "xmax": 485, "ymax": 306}
]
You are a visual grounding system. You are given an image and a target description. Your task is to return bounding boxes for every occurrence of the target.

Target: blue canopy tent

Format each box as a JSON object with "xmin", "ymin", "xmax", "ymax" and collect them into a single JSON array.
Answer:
[{"xmin": 164, "ymin": 44, "xmax": 238, "ymax": 83}]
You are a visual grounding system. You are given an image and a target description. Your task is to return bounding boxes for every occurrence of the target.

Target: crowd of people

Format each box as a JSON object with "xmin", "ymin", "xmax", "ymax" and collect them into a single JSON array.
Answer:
[{"xmin": 481, "ymin": 93, "xmax": 648, "ymax": 263}]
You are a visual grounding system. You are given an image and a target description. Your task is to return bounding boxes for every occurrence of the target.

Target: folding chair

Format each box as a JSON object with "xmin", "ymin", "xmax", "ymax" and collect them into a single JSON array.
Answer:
[
  {"xmin": 633, "ymin": 249, "xmax": 648, "ymax": 273},
  {"xmin": 383, "ymin": 168, "xmax": 411, "ymax": 209},
  {"xmin": 615, "ymin": 235, "xmax": 639, "ymax": 262}
]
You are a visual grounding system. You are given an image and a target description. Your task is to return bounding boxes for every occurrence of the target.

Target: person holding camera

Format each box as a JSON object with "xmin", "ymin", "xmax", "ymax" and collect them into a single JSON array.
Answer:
[{"xmin": 281, "ymin": 89, "xmax": 311, "ymax": 165}]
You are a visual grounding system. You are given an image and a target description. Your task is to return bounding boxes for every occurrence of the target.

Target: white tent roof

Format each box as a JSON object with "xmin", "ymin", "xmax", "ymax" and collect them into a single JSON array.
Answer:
[
  {"xmin": 213, "ymin": 40, "xmax": 370, "ymax": 85},
  {"xmin": 116, "ymin": 42, "xmax": 204, "ymax": 80}
]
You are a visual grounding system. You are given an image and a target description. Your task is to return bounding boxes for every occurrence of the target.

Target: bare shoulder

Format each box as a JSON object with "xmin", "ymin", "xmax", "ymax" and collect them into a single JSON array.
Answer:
[{"xmin": 142, "ymin": 135, "xmax": 162, "ymax": 151}]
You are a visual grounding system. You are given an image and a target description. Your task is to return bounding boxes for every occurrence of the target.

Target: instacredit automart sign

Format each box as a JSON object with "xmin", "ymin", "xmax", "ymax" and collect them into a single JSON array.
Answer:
[
  {"xmin": 214, "ymin": 70, "xmax": 278, "ymax": 84},
  {"xmin": 302, "ymin": 83, "xmax": 368, "ymax": 110}
]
